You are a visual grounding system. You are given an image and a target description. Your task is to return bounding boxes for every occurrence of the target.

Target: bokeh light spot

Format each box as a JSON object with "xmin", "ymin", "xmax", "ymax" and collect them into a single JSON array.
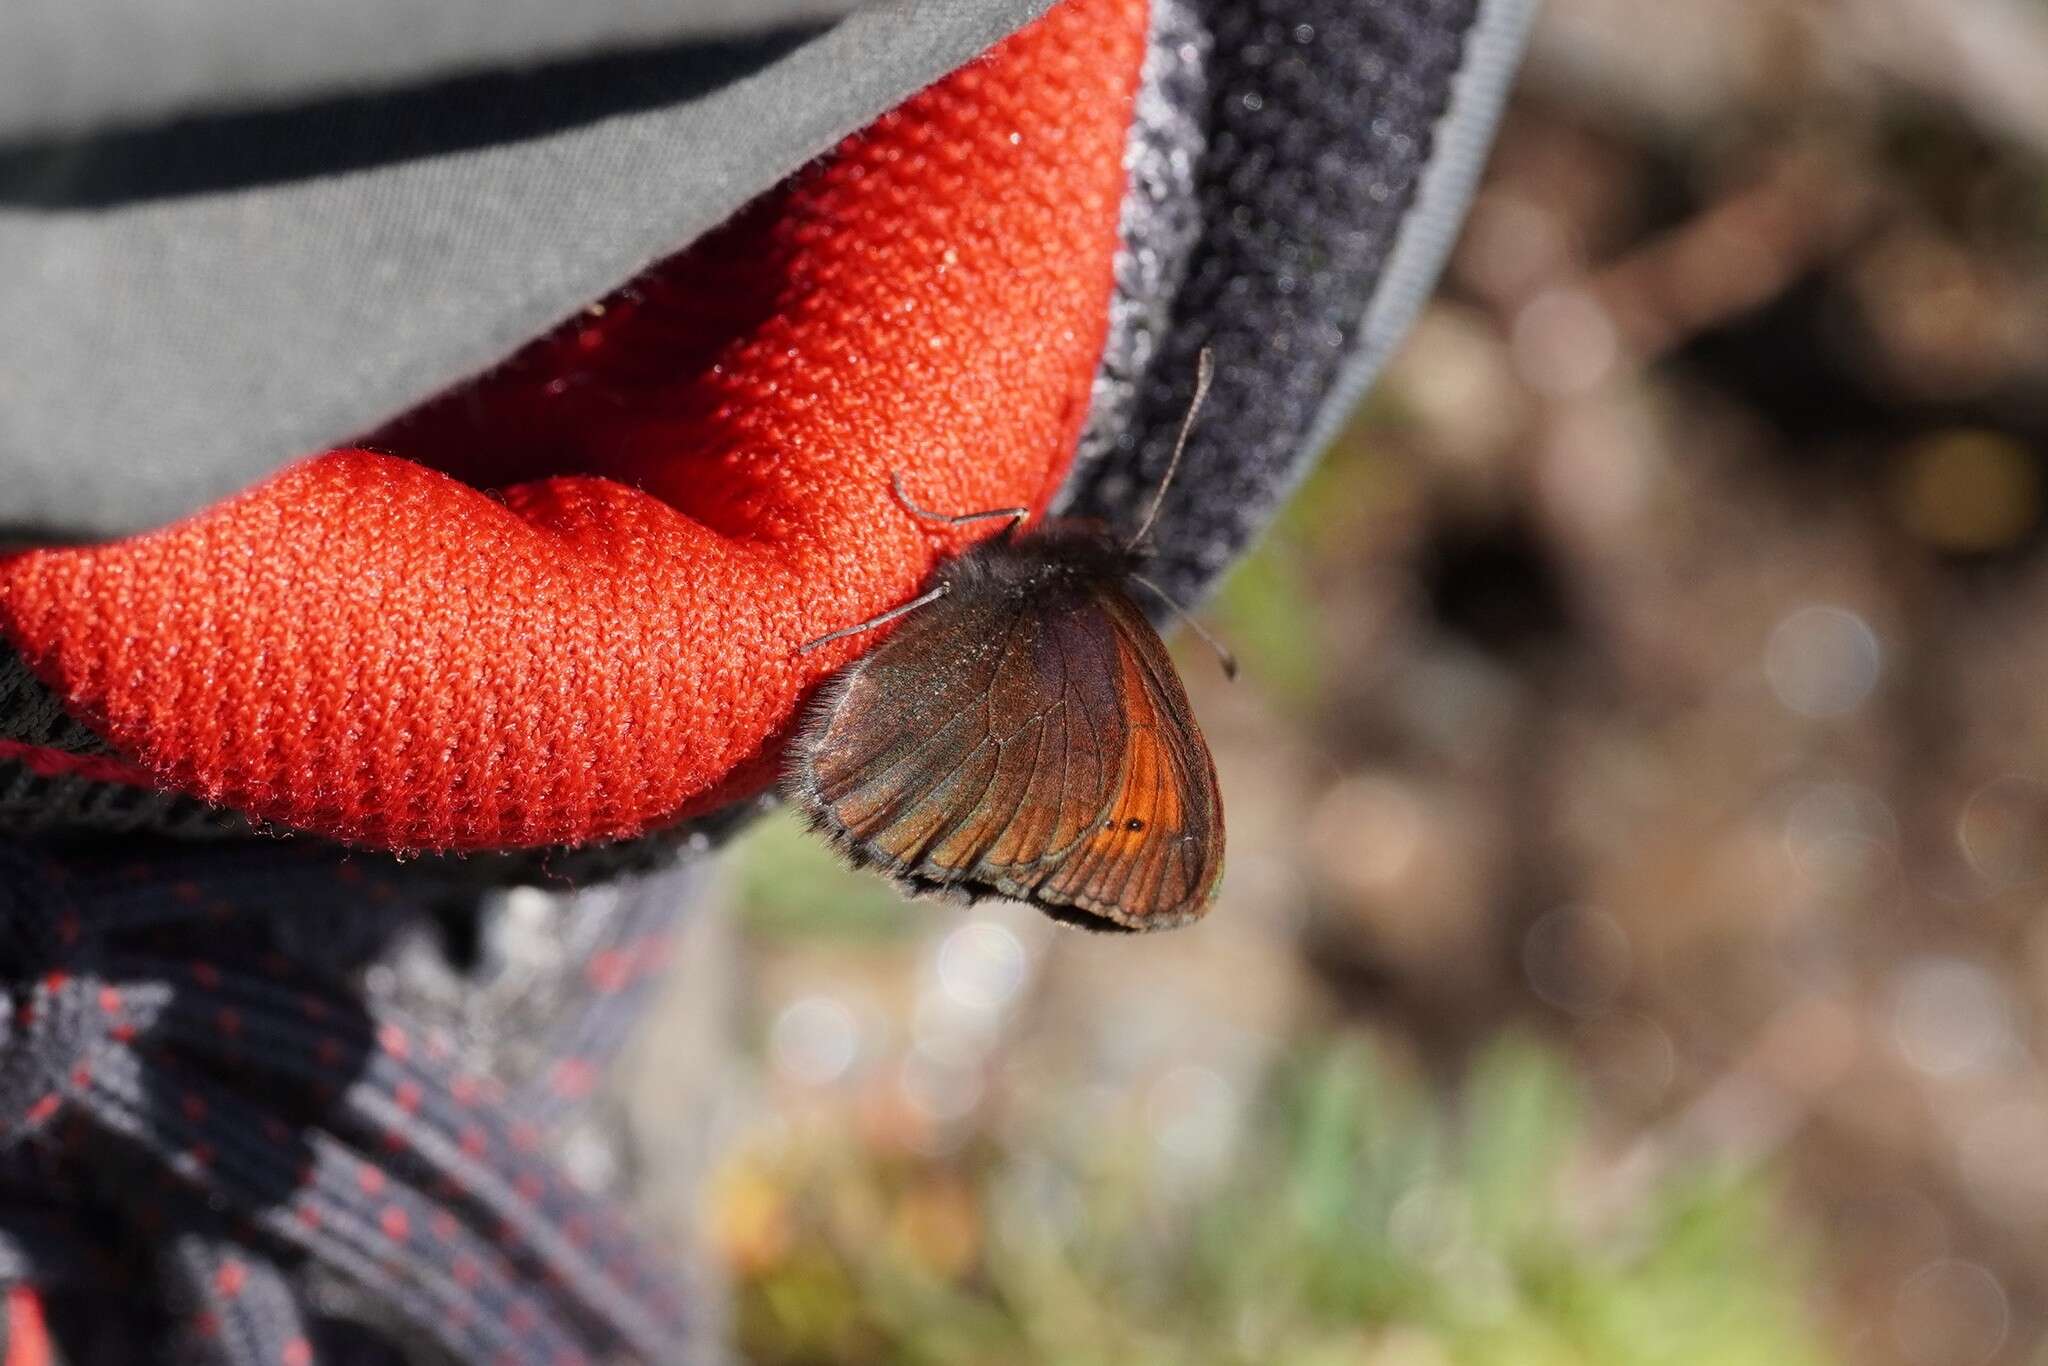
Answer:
[
  {"xmin": 1523, "ymin": 906, "xmax": 1631, "ymax": 1016},
  {"xmin": 1145, "ymin": 1065, "xmax": 1241, "ymax": 1176},
  {"xmin": 1511, "ymin": 286, "xmax": 1620, "ymax": 398},
  {"xmin": 769, "ymin": 996, "xmax": 860, "ymax": 1087},
  {"xmin": 1957, "ymin": 775, "xmax": 2048, "ymax": 887},
  {"xmin": 1891, "ymin": 958, "xmax": 2022, "ymax": 1081},
  {"xmin": 1765, "ymin": 605, "xmax": 1881, "ymax": 718},
  {"xmin": 936, "ymin": 922, "xmax": 1028, "ymax": 1014},
  {"xmin": 1893, "ymin": 1259, "xmax": 2008, "ymax": 1366}
]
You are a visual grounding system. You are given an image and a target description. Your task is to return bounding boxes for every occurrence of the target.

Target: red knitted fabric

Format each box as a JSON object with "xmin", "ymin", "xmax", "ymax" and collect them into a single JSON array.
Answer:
[{"xmin": 0, "ymin": 0, "xmax": 1146, "ymax": 851}]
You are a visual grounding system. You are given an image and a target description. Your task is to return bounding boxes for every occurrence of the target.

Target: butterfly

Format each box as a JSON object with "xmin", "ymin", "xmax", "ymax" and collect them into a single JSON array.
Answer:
[{"xmin": 785, "ymin": 351, "xmax": 1228, "ymax": 932}]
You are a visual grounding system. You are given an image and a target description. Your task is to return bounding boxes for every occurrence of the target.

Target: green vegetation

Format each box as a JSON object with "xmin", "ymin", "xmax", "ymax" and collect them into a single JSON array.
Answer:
[
  {"xmin": 723, "ymin": 1035, "xmax": 1833, "ymax": 1366},
  {"xmin": 730, "ymin": 807, "xmax": 924, "ymax": 941}
]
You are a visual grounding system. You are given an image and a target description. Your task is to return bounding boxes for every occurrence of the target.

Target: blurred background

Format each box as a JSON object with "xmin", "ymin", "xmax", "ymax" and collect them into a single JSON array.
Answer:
[{"xmin": 641, "ymin": 1, "xmax": 2048, "ymax": 1361}]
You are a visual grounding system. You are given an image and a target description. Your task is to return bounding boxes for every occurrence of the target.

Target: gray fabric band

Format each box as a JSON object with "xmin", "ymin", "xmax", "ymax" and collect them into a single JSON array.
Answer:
[
  {"xmin": 0, "ymin": 2, "xmax": 1051, "ymax": 541},
  {"xmin": 2, "ymin": 0, "xmax": 861, "ymax": 140}
]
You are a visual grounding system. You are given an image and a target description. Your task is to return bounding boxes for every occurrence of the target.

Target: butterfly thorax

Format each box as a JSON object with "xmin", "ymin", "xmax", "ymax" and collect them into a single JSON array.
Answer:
[{"xmin": 939, "ymin": 518, "xmax": 1142, "ymax": 602}]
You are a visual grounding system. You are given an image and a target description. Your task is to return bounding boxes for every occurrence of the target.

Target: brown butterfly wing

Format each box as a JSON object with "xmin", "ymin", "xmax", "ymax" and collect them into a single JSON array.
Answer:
[
  {"xmin": 1025, "ymin": 585, "xmax": 1222, "ymax": 928},
  {"xmin": 791, "ymin": 572, "xmax": 1223, "ymax": 930}
]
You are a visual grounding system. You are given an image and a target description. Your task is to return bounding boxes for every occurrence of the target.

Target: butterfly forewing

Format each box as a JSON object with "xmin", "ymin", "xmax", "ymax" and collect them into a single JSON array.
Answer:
[
  {"xmin": 794, "ymin": 560, "xmax": 1222, "ymax": 930},
  {"xmin": 802, "ymin": 586, "xmax": 1124, "ymax": 877},
  {"xmin": 809, "ymin": 606, "xmax": 1021, "ymax": 813}
]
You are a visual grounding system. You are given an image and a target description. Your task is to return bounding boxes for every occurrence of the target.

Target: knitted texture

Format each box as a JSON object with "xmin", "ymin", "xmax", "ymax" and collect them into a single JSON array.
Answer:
[
  {"xmin": 0, "ymin": 0, "xmax": 1145, "ymax": 853},
  {"xmin": 1065, "ymin": 0, "xmax": 1480, "ymax": 598},
  {"xmin": 0, "ymin": 843, "xmax": 710, "ymax": 1363}
]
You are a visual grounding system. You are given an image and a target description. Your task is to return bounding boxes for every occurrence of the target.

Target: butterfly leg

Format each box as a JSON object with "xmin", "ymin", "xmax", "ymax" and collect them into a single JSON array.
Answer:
[
  {"xmin": 797, "ymin": 583, "xmax": 952, "ymax": 654},
  {"xmin": 891, "ymin": 472, "xmax": 1028, "ymax": 534}
]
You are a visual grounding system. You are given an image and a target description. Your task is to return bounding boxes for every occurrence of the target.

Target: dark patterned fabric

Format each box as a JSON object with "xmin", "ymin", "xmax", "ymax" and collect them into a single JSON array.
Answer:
[{"xmin": 0, "ymin": 842, "xmax": 712, "ymax": 1363}]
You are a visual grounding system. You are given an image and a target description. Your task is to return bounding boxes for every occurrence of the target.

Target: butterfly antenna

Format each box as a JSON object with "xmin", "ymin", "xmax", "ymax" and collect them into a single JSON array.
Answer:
[
  {"xmin": 1127, "ymin": 346, "xmax": 1215, "ymax": 553},
  {"xmin": 1130, "ymin": 573, "xmax": 1237, "ymax": 680}
]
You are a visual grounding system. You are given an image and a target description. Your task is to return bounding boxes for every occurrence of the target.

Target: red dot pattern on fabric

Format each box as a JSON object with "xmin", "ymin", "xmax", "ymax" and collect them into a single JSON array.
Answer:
[
  {"xmin": 0, "ymin": 739, "xmax": 152, "ymax": 786},
  {"xmin": 4, "ymin": 1288, "xmax": 51, "ymax": 1366},
  {"xmin": 0, "ymin": 0, "xmax": 1147, "ymax": 852}
]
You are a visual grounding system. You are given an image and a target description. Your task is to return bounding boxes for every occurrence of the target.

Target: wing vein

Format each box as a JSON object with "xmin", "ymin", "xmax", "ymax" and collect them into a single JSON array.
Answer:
[{"xmin": 896, "ymin": 608, "xmax": 1030, "ymax": 874}]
